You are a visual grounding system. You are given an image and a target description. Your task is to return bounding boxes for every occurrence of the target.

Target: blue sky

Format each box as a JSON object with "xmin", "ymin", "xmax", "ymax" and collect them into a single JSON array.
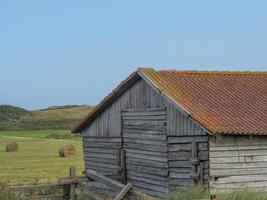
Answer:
[{"xmin": 1, "ymin": 1, "xmax": 267, "ymax": 110}]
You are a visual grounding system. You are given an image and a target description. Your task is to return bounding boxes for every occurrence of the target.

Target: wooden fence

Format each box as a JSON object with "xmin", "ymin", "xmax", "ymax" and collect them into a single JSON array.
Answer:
[
  {"xmin": 8, "ymin": 167, "xmax": 143, "ymax": 200},
  {"xmin": 8, "ymin": 167, "xmax": 217, "ymax": 200}
]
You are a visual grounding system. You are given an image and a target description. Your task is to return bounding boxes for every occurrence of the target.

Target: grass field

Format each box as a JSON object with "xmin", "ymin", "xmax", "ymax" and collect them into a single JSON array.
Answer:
[
  {"xmin": 0, "ymin": 130, "xmax": 70, "ymax": 138},
  {"xmin": 0, "ymin": 130, "xmax": 84, "ymax": 186}
]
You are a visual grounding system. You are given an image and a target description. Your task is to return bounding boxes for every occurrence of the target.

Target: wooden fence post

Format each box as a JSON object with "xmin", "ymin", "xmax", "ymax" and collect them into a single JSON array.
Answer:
[
  {"xmin": 210, "ymin": 194, "xmax": 217, "ymax": 200},
  {"xmin": 69, "ymin": 167, "xmax": 76, "ymax": 200},
  {"xmin": 63, "ymin": 167, "xmax": 76, "ymax": 200}
]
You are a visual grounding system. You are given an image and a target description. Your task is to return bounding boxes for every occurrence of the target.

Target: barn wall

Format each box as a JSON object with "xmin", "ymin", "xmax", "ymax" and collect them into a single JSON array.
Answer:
[
  {"xmin": 166, "ymin": 104, "xmax": 206, "ymax": 136},
  {"xmin": 82, "ymin": 78, "xmax": 206, "ymax": 137},
  {"xmin": 122, "ymin": 109, "xmax": 169, "ymax": 197},
  {"xmin": 209, "ymin": 135, "xmax": 267, "ymax": 191},
  {"xmin": 82, "ymin": 79, "xmax": 166, "ymax": 137},
  {"xmin": 81, "ymin": 79, "xmax": 167, "ymax": 177},
  {"xmin": 167, "ymin": 135, "xmax": 209, "ymax": 190},
  {"xmin": 82, "ymin": 137, "xmax": 122, "ymax": 174},
  {"xmin": 81, "ymin": 77, "xmax": 210, "ymax": 195}
]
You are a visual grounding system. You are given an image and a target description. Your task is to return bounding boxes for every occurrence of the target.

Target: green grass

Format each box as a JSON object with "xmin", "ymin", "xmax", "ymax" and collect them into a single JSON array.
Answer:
[
  {"xmin": 165, "ymin": 186, "xmax": 267, "ymax": 200},
  {"xmin": 0, "ymin": 133, "xmax": 84, "ymax": 185},
  {"xmin": 0, "ymin": 130, "xmax": 70, "ymax": 138}
]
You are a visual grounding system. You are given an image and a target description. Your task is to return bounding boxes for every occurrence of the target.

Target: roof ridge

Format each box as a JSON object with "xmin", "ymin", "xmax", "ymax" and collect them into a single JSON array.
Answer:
[{"xmin": 158, "ymin": 69, "xmax": 267, "ymax": 75}]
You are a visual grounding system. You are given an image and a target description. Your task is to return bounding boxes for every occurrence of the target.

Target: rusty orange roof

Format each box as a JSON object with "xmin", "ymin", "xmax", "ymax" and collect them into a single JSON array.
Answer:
[{"xmin": 72, "ymin": 68, "xmax": 267, "ymax": 135}]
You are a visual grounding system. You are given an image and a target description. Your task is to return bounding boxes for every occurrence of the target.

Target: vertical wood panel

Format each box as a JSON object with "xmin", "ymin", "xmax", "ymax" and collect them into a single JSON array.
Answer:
[{"xmin": 82, "ymin": 79, "xmax": 166, "ymax": 137}]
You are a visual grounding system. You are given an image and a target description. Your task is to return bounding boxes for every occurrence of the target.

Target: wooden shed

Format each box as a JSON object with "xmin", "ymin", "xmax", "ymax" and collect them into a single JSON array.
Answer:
[{"xmin": 72, "ymin": 68, "xmax": 267, "ymax": 196}]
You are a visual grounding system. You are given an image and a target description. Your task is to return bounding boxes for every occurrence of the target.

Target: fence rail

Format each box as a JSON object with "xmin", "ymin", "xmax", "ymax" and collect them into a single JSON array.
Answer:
[{"xmin": 7, "ymin": 167, "xmax": 142, "ymax": 200}]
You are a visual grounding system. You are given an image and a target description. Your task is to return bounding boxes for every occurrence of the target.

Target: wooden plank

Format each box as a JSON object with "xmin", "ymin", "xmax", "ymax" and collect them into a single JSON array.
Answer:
[
  {"xmin": 169, "ymin": 178, "xmax": 193, "ymax": 186},
  {"xmin": 84, "ymin": 152, "xmax": 118, "ymax": 159},
  {"xmin": 125, "ymin": 148, "xmax": 167, "ymax": 157},
  {"xmin": 169, "ymin": 161, "xmax": 191, "ymax": 168},
  {"xmin": 169, "ymin": 172, "xmax": 191, "ymax": 179},
  {"xmin": 85, "ymin": 164, "xmax": 118, "ymax": 173},
  {"xmin": 209, "ymin": 135, "xmax": 267, "ymax": 147},
  {"xmin": 83, "ymin": 147, "xmax": 119, "ymax": 154},
  {"xmin": 210, "ymin": 162, "xmax": 267, "ymax": 169},
  {"xmin": 126, "ymin": 152, "xmax": 168, "ymax": 162},
  {"xmin": 168, "ymin": 143, "xmax": 208, "ymax": 152},
  {"xmin": 210, "ymin": 180, "xmax": 267, "ymax": 189},
  {"xmin": 122, "ymin": 120, "xmax": 166, "ymax": 127},
  {"xmin": 169, "ymin": 167, "xmax": 191, "ymax": 173},
  {"xmin": 127, "ymin": 171, "xmax": 168, "ymax": 181},
  {"xmin": 124, "ymin": 138, "xmax": 167, "ymax": 146},
  {"xmin": 122, "ymin": 115, "xmax": 166, "ymax": 121},
  {"xmin": 123, "ymin": 143, "xmax": 167, "ymax": 152},
  {"xmin": 122, "ymin": 128, "xmax": 166, "ymax": 135},
  {"xmin": 210, "ymin": 149, "xmax": 267, "ymax": 158},
  {"xmin": 86, "ymin": 169, "xmax": 125, "ymax": 190},
  {"xmin": 82, "ymin": 137, "xmax": 122, "ymax": 142},
  {"xmin": 210, "ymin": 167, "xmax": 267, "ymax": 176},
  {"xmin": 84, "ymin": 157, "xmax": 118, "ymax": 165},
  {"xmin": 85, "ymin": 161, "xmax": 120, "ymax": 170},
  {"xmin": 78, "ymin": 183, "xmax": 104, "ymax": 200},
  {"xmin": 167, "ymin": 136, "xmax": 208, "ymax": 143},
  {"xmin": 121, "ymin": 110, "xmax": 166, "ymax": 116},
  {"xmin": 83, "ymin": 142, "xmax": 122, "ymax": 148},
  {"xmin": 126, "ymin": 158, "xmax": 168, "ymax": 168},
  {"xmin": 127, "ymin": 175, "xmax": 168, "ymax": 187},
  {"xmin": 114, "ymin": 183, "xmax": 132, "ymax": 200},
  {"xmin": 214, "ymin": 174, "xmax": 267, "ymax": 184},
  {"xmin": 168, "ymin": 151, "xmax": 191, "ymax": 161},
  {"xmin": 127, "ymin": 179, "xmax": 168, "ymax": 193},
  {"xmin": 210, "ymin": 144, "xmax": 267, "ymax": 151},
  {"xmin": 85, "ymin": 169, "xmax": 143, "ymax": 198},
  {"xmin": 123, "ymin": 133, "xmax": 167, "ymax": 141},
  {"xmin": 168, "ymin": 151, "xmax": 208, "ymax": 160},
  {"xmin": 121, "ymin": 107, "xmax": 166, "ymax": 113},
  {"xmin": 210, "ymin": 155, "xmax": 267, "ymax": 164},
  {"xmin": 127, "ymin": 165, "xmax": 169, "ymax": 176}
]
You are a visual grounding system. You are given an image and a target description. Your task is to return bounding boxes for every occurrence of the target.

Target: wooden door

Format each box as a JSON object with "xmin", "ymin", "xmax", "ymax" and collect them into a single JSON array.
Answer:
[{"xmin": 121, "ymin": 109, "xmax": 169, "ymax": 196}]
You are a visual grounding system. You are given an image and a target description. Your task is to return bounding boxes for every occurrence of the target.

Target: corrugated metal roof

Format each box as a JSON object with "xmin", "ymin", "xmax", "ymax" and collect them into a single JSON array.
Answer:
[{"xmin": 73, "ymin": 68, "xmax": 267, "ymax": 135}]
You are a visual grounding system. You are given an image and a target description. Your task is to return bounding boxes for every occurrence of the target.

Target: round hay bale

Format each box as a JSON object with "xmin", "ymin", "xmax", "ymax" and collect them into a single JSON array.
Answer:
[
  {"xmin": 6, "ymin": 142, "xmax": 18, "ymax": 152},
  {"xmin": 59, "ymin": 145, "xmax": 75, "ymax": 157}
]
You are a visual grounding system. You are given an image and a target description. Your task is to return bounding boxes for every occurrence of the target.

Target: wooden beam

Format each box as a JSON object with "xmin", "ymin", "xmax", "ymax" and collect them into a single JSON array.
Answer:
[
  {"xmin": 114, "ymin": 183, "xmax": 132, "ymax": 200},
  {"xmin": 69, "ymin": 167, "xmax": 76, "ymax": 200},
  {"xmin": 86, "ymin": 169, "xmax": 125, "ymax": 190}
]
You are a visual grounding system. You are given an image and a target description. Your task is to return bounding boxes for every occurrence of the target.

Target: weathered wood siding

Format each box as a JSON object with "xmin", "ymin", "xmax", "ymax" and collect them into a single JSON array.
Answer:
[
  {"xmin": 122, "ymin": 109, "xmax": 169, "ymax": 197},
  {"xmin": 209, "ymin": 135, "xmax": 267, "ymax": 191},
  {"xmin": 80, "ymin": 77, "xmax": 210, "ymax": 195},
  {"xmin": 166, "ymin": 104, "xmax": 206, "ymax": 136},
  {"xmin": 82, "ymin": 137, "xmax": 122, "ymax": 174},
  {"xmin": 81, "ymin": 78, "xmax": 206, "ymax": 138},
  {"xmin": 81, "ymin": 79, "xmax": 166, "ymax": 137},
  {"xmin": 167, "ymin": 136, "xmax": 209, "ymax": 190}
]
